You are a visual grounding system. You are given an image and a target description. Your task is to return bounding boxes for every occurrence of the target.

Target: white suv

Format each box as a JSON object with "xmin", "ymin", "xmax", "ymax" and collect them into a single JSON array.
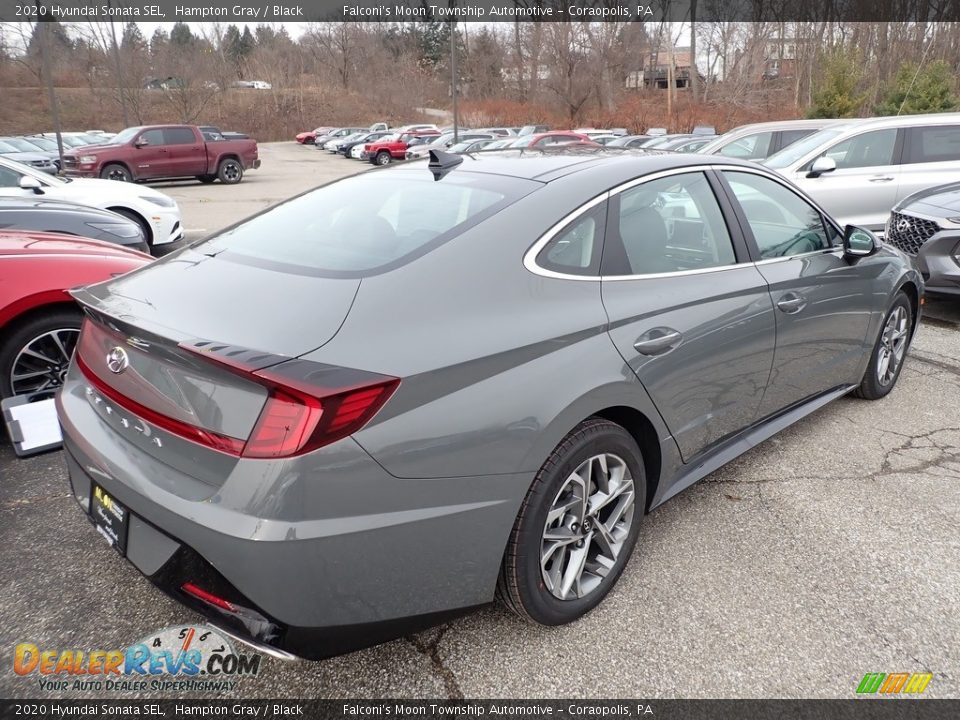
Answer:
[{"xmin": 763, "ymin": 112, "xmax": 960, "ymax": 232}]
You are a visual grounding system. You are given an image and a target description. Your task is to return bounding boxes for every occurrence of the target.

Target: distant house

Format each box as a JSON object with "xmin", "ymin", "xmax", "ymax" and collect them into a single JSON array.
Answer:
[
  {"xmin": 763, "ymin": 38, "xmax": 803, "ymax": 80},
  {"xmin": 143, "ymin": 77, "xmax": 184, "ymax": 90},
  {"xmin": 625, "ymin": 47, "xmax": 699, "ymax": 90}
]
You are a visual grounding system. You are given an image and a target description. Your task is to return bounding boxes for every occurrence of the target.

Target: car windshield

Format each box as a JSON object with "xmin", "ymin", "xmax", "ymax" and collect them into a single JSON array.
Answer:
[
  {"xmin": 763, "ymin": 127, "xmax": 849, "ymax": 168},
  {"xmin": 25, "ymin": 136, "xmax": 56, "ymax": 150},
  {"xmin": 2, "ymin": 138, "xmax": 42, "ymax": 152},
  {"xmin": 510, "ymin": 136, "xmax": 536, "ymax": 148},
  {"xmin": 0, "ymin": 140, "xmax": 18, "ymax": 152},
  {"xmin": 0, "ymin": 157, "xmax": 68, "ymax": 186},
  {"xmin": 200, "ymin": 171, "xmax": 537, "ymax": 277}
]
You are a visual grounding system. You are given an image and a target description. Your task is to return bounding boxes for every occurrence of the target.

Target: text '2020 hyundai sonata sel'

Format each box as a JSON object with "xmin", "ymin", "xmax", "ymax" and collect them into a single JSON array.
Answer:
[{"xmin": 57, "ymin": 149, "xmax": 922, "ymax": 660}]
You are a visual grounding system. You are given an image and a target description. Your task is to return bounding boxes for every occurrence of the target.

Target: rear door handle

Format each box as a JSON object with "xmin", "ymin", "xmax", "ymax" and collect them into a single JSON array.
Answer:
[
  {"xmin": 634, "ymin": 328, "xmax": 683, "ymax": 355},
  {"xmin": 776, "ymin": 293, "xmax": 807, "ymax": 314},
  {"xmin": 869, "ymin": 176, "xmax": 894, "ymax": 183}
]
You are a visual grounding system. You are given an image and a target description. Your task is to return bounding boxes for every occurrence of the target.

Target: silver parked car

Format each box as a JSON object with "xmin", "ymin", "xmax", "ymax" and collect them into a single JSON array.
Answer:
[
  {"xmin": 58, "ymin": 150, "xmax": 921, "ymax": 660},
  {"xmin": 886, "ymin": 182, "xmax": 960, "ymax": 296},
  {"xmin": 698, "ymin": 119, "xmax": 840, "ymax": 161},
  {"xmin": 764, "ymin": 112, "xmax": 960, "ymax": 232}
]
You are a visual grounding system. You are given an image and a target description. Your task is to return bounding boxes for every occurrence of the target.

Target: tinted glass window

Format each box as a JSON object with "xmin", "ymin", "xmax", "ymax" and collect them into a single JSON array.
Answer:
[
  {"xmin": 138, "ymin": 129, "xmax": 165, "ymax": 146},
  {"xmin": 607, "ymin": 172, "xmax": 737, "ymax": 275},
  {"xmin": 0, "ymin": 165, "xmax": 21, "ymax": 187},
  {"xmin": 904, "ymin": 125, "xmax": 960, "ymax": 164},
  {"xmin": 536, "ymin": 202, "xmax": 606, "ymax": 276},
  {"xmin": 778, "ymin": 128, "xmax": 816, "ymax": 149},
  {"xmin": 822, "ymin": 129, "xmax": 897, "ymax": 169},
  {"xmin": 204, "ymin": 172, "xmax": 535, "ymax": 277},
  {"xmin": 164, "ymin": 127, "xmax": 196, "ymax": 145},
  {"xmin": 724, "ymin": 171, "xmax": 836, "ymax": 259},
  {"xmin": 718, "ymin": 131, "xmax": 774, "ymax": 159}
]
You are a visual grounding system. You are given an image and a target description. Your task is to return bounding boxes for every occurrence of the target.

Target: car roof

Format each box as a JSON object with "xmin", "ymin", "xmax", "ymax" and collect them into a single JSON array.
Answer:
[
  {"xmin": 723, "ymin": 118, "xmax": 845, "ymax": 134},
  {"xmin": 401, "ymin": 147, "xmax": 762, "ymax": 184},
  {"xmin": 831, "ymin": 111, "xmax": 960, "ymax": 129}
]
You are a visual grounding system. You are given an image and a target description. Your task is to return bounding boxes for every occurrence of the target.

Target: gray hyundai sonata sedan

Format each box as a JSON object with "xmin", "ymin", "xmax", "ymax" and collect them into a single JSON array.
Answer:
[{"xmin": 57, "ymin": 149, "xmax": 922, "ymax": 659}]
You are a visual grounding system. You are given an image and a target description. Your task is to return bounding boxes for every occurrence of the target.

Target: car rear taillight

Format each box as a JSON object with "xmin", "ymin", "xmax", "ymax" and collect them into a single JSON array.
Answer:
[
  {"xmin": 75, "ymin": 318, "xmax": 398, "ymax": 459},
  {"xmin": 241, "ymin": 378, "xmax": 397, "ymax": 459},
  {"xmin": 181, "ymin": 582, "xmax": 235, "ymax": 611}
]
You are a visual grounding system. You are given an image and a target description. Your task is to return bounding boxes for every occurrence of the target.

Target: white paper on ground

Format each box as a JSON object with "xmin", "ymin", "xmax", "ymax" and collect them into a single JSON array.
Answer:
[{"xmin": 7, "ymin": 398, "xmax": 61, "ymax": 451}]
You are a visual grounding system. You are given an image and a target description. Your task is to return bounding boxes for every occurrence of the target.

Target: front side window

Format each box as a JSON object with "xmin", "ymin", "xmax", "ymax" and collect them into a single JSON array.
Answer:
[
  {"xmin": 0, "ymin": 165, "xmax": 21, "ymax": 187},
  {"xmin": 605, "ymin": 172, "xmax": 737, "ymax": 275},
  {"xmin": 904, "ymin": 125, "xmax": 960, "ymax": 164},
  {"xmin": 718, "ymin": 131, "xmax": 774, "ymax": 159},
  {"xmin": 723, "ymin": 171, "xmax": 837, "ymax": 259},
  {"xmin": 821, "ymin": 129, "xmax": 897, "ymax": 169},
  {"xmin": 203, "ymin": 171, "xmax": 537, "ymax": 277},
  {"xmin": 536, "ymin": 202, "xmax": 606, "ymax": 276},
  {"xmin": 138, "ymin": 129, "xmax": 165, "ymax": 146}
]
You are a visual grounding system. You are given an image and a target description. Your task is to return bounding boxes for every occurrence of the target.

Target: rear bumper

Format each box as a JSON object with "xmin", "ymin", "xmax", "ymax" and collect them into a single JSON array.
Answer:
[
  {"xmin": 56, "ymin": 373, "xmax": 525, "ymax": 659},
  {"xmin": 251, "ymin": 158, "xmax": 261, "ymax": 169}
]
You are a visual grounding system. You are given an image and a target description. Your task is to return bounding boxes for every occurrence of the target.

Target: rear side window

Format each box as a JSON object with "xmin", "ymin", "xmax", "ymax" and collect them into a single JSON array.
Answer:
[
  {"xmin": 536, "ymin": 202, "xmax": 606, "ymax": 276},
  {"xmin": 778, "ymin": 129, "xmax": 815, "ymax": 149},
  {"xmin": 205, "ymin": 171, "xmax": 537, "ymax": 277},
  {"xmin": 164, "ymin": 128, "xmax": 196, "ymax": 145},
  {"xmin": 718, "ymin": 131, "xmax": 773, "ymax": 159},
  {"xmin": 904, "ymin": 125, "xmax": 960, "ymax": 164}
]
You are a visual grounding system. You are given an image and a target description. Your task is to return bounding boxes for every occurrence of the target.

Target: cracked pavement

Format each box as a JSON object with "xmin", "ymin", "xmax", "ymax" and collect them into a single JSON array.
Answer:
[{"xmin": 2, "ymin": 146, "xmax": 958, "ymax": 699}]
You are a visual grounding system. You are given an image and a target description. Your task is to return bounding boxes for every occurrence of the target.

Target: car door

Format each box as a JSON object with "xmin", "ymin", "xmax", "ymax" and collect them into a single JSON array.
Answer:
[
  {"xmin": 895, "ymin": 124, "xmax": 960, "ymax": 206},
  {"xmin": 131, "ymin": 128, "xmax": 168, "ymax": 179},
  {"xmin": 718, "ymin": 168, "xmax": 875, "ymax": 419},
  {"xmin": 600, "ymin": 169, "xmax": 777, "ymax": 462},
  {"xmin": 162, "ymin": 127, "xmax": 206, "ymax": 176},
  {"xmin": 790, "ymin": 128, "xmax": 903, "ymax": 231}
]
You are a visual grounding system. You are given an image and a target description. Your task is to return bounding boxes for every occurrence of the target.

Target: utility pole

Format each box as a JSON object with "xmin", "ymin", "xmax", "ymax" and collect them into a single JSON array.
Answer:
[
  {"xmin": 451, "ymin": 18, "xmax": 459, "ymax": 144},
  {"xmin": 107, "ymin": 0, "xmax": 130, "ymax": 127},
  {"xmin": 34, "ymin": 2, "xmax": 65, "ymax": 169}
]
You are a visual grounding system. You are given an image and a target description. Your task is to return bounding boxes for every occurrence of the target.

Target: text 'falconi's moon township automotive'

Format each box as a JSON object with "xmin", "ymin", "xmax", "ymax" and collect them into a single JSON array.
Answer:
[{"xmin": 57, "ymin": 148, "xmax": 922, "ymax": 660}]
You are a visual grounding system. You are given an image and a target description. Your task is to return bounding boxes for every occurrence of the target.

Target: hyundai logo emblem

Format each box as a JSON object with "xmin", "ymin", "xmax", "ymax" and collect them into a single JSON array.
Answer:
[
  {"xmin": 105, "ymin": 346, "xmax": 130, "ymax": 374},
  {"xmin": 896, "ymin": 218, "xmax": 911, "ymax": 233}
]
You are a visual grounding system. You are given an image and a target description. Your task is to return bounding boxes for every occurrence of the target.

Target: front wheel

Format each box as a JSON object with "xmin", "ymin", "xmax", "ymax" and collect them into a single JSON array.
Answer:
[
  {"xmin": 0, "ymin": 309, "xmax": 83, "ymax": 400},
  {"xmin": 100, "ymin": 163, "xmax": 131, "ymax": 182},
  {"xmin": 854, "ymin": 292, "xmax": 913, "ymax": 400},
  {"xmin": 374, "ymin": 151, "xmax": 392, "ymax": 166},
  {"xmin": 217, "ymin": 159, "xmax": 243, "ymax": 184},
  {"xmin": 497, "ymin": 418, "xmax": 644, "ymax": 625}
]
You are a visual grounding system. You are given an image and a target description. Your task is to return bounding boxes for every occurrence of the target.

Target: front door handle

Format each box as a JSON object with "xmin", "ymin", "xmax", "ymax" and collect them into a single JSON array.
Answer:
[
  {"xmin": 634, "ymin": 328, "xmax": 683, "ymax": 355},
  {"xmin": 869, "ymin": 176, "xmax": 894, "ymax": 183},
  {"xmin": 776, "ymin": 293, "xmax": 807, "ymax": 314}
]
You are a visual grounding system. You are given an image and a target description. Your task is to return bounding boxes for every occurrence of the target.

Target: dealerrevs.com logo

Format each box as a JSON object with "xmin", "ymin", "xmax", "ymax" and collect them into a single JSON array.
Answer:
[{"xmin": 14, "ymin": 625, "xmax": 262, "ymax": 693}]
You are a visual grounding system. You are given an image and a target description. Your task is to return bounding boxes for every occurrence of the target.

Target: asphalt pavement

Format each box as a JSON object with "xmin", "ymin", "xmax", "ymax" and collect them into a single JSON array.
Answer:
[{"xmin": 1, "ymin": 144, "xmax": 958, "ymax": 699}]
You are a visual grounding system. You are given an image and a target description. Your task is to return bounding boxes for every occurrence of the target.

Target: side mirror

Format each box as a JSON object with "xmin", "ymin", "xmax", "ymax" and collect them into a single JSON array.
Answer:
[
  {"xmin": 843, "ymin": 225, "xmax": 878, "ymax": 259},
  {"xmin": 134, "ymin": 139, "xmax": 149, "ymax": 148},
  {"xmin": 18, "ymin": 175, "xmax": 43, "ymax": 194},
  {"xmin": 807, "ymin": 156, "xmax": 837, "ymax": 178}
]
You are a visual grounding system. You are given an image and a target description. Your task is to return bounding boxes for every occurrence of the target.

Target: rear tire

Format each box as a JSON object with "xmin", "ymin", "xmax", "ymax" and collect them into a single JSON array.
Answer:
[
  {"xmin": 854, "ymin": 292, "xmax": 913, "ymax": 400},
  {"xmin": 217, "ymin": 159, "xmax": 243, "ymax": 184},
  {"xmin": 100, "ymin": 163, "xmax": 131, "ymax": 182},
  {"xmin": 497, "ymin": 418, "xmax": 644, "ymax": 625},
  {"xmin": 0, "ymin": 308, "xmax": 83, "ymax": 400}
]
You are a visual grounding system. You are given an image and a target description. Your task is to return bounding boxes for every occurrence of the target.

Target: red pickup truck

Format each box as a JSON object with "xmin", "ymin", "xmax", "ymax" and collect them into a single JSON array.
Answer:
[
  {"xmin": 62, "ymin": 124, "xmax": 260, "ymax": 185},
  {"xmin": 365, "ymin": 131, "xmax": 440, "ymax": 165}
]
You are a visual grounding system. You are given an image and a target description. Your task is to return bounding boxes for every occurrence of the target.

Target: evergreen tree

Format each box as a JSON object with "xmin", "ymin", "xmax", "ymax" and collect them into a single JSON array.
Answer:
[
  {"xmin": 875, "ymin": 60, "xmax": 958, "ymax": 115},
  {"xmin": 169, "ymin": 22, "xmax": 194, "ymax": 48},
  {"xmin": 807, "ymin": 50, "xmax": 867, "ymax": 119},
  {"xmin": 149, "ymin": 28, "xmax": 168, "ymax": 56},
  {"xmin": 121, "ymin": 22, "xmax": 147, "ymax": 53}
]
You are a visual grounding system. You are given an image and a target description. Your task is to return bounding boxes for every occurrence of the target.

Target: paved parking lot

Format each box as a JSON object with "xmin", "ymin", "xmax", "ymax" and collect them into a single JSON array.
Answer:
[{"xmin": 2, "ymin": 143, "xmax": 958, "ymax": 699}]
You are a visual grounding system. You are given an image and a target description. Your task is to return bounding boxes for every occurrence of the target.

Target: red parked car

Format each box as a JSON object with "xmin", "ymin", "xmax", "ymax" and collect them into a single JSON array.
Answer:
[
  {"xmin": 295, "ymin": 126, "xmax": 333, "ymax": 145},
  {"xmin": 365, "ymin": 132, "xmax": 441, "ymax": 165},
  {"xmin": 0, "ymin": 231, "xmax": 150, "ymax": 400},
  {"xmin": 62, "ymin": 125, "xmax": 260, "ymax": 185},
  {"xmin": 509, "ymin": 131, "xmax": 599, "ymax": 149}
]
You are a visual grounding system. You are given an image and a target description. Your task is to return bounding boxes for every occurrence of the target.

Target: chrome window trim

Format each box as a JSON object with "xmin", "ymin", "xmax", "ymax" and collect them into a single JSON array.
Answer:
[{"xmin": 523, "ymin": 163, "xmax": 843, "ymax": 282}]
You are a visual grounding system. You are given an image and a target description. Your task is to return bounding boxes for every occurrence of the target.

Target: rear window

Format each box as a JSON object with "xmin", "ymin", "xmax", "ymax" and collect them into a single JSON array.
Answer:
[{"xmin": 203, "ymin": 170, "xmax": 538, "ymax": 277}]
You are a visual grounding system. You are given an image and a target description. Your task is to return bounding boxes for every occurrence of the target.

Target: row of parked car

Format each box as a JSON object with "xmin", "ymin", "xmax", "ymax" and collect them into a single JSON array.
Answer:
[{"xmin": 0, "ymin": 131, "xmax": 118, "ymax": 173}]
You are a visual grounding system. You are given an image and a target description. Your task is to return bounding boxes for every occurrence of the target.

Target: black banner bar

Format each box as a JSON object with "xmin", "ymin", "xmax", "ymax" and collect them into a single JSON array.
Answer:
[
  {"xmin": 1, "ymin": 700, "xmax": 959, "ymax": 720},
  {"xmin": 2, "ymin": 0, "xmax": 960, "ymax": 23}
]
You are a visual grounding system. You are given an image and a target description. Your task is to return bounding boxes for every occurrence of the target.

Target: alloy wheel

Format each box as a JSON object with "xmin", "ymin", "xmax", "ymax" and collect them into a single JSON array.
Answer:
[
  {"xmin": 876, "ymin": 305, "xmax": 909, "ymax": 386},
  {"xmin": 540, "ymin": 453, "xmax": 636, "ymax": 600},
  {"xmin": 222, "ymin": 162, "xmax": 241, "ymax": 181},
  {"xmin": 10, "ymin": 328, "xmax": 80, "ymax": 396}
]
